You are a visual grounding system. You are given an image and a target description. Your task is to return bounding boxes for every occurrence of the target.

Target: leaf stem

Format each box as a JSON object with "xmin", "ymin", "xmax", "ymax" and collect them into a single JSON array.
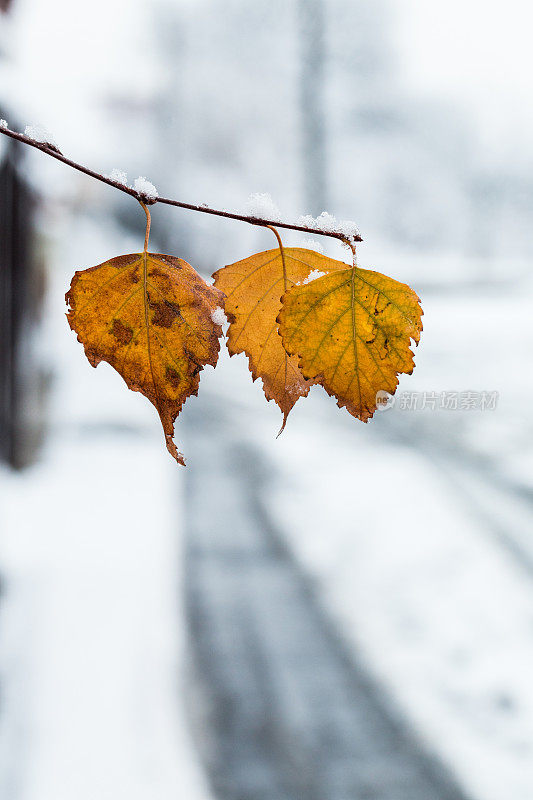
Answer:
[
  {"xmin": 265, "ymin": 225, "xmax": 290, "ymax": 439},
  {"xmin": 0, "ymin": 125, "xmax": 362, "ymax": 245},
  {"xmin": 139, "ymin": 200, "xmax": 151, "ymax": 253},
  {"xmin": 266, "ymin": 225, "xmax": 287, "ymax": 290}
]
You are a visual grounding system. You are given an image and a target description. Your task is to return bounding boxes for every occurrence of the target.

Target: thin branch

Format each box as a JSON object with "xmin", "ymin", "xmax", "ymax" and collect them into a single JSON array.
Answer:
[{"xmin": 0, "ymin": 126, "xmax": 362, "ymax": 245}]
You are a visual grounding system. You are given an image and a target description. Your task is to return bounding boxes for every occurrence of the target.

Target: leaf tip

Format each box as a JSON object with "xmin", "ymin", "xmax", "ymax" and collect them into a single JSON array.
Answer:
[
  {"xmin": 276, "ymin": 412, "xmax": 289, "ymax": 438},
  {"xmin": 165, "ymin": 433, "xmax": 186, "ymax": 466}
]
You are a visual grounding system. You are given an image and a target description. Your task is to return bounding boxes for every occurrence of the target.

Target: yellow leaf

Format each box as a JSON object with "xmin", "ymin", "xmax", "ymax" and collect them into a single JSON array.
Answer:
[
  {"xmin": 213, "ymin": 247, "xmax": 345, "ymax": 430},
  {"xmin": 277, "ymin": 265, "xmax": 423, "ymax": 421},
  {"xmin": 66, "ymin": 252, "xmax": 224, "ymax": 464}
]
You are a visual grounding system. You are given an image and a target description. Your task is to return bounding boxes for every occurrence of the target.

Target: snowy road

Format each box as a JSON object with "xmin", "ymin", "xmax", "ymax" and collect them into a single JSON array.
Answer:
[
  {"xmin": 183, "ymin": 403, "xmax": 469, "ymax": 800},
  {"xmin": 180, "ymin": 271, "xmax": 533, "ymax": 800}
]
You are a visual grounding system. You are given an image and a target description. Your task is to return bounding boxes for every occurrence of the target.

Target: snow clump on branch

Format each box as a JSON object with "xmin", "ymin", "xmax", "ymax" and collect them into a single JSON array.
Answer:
[
  {"xmin": 24, "ymin": 124, "xmax": 58, "ymax": 147},
  {"xmin": 134, "ymin": 176, "xmax": 159, "ymax": 200},
  {"xmin": 242, "ymin": 193, "xmax": 359, "ymax": 245},
  {"xmin": 297, "ymin": 211, "xmax": 360, "ymax": 244},
  {"xmin": 244, "ymin": 192, "xmax": 281, "ymax": 221},
  {"xmin": 106, "ymin": 168, "xmax": 128, "ymax": 186}
]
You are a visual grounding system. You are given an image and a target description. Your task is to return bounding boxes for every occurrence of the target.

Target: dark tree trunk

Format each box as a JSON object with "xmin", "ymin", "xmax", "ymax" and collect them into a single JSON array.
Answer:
[{"xmin": 0, "ymin": 133, "xmax": 44, "ymax": 468}]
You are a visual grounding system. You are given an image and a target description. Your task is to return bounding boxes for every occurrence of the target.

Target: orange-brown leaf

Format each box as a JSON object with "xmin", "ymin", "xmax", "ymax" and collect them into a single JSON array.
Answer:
[
  {"xmin": 278, "ymin": 265, "xmax": 423, "ymax": 421},
  {"xmin": 213, "ymin": 247, "xmax": 346, "ymax": 429},
  {"xmin": 66, "ymin": 252, "xmax": 224, "ymax": 464}
]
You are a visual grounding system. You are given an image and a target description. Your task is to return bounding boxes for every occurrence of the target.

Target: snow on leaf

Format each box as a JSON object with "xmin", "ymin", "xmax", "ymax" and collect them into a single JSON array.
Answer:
[
  {"xmin": 211, "ymin": 306, "xmax": 226, "ymax": 325},
  {"xmin": 66, "ymin": 252, "xmax": 224, "ymax": 465},
  {"xmin": 303, "ymin": 269, "xmax": 325, "ymax": 284},
  {"xmin": 213, "ymin": 247, "xmax": 346, "ymax": 431},
  {"xmin": 278, "ymin": 265, "xmax": 423, "ymax": 421}
]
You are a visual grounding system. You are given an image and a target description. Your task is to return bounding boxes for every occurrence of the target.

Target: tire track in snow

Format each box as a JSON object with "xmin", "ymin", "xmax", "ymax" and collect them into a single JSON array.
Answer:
[{"xmin": 183, "ymin": 404, "xmax": 470, "ymax": 800}]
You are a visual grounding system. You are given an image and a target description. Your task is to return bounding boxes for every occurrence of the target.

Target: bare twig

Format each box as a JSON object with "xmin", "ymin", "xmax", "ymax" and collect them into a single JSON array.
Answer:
[{"xmin": 0, "ymin": 126, "xmax": 362, "ymax": 245}]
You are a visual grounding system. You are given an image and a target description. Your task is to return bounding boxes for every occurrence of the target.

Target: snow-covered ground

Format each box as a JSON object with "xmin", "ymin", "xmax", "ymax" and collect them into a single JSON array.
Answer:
[
  {"xmin": 263, "ymin": 423, "xmax": 533, "ymax": 800},
  {"xmin": 194, "ymin": 271, "xmax": 533, "ymax": 800},
  {"xmin": 0, "ymin": 214, "xmax": 213, "ymax": 800}
]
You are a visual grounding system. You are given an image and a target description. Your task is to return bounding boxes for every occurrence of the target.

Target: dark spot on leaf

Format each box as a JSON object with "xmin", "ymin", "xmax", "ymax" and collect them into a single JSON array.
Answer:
[
  {"xmin": 149, "ymin": 268, "xmax": 172, "ymax": 290},
  {"xmin": 165, "ymin": 366, "xmax": 181, "ymax": 387},
  {"xmin": 184, "ymin": 347, "xmax": 202, "ymax": 377},
  {"xmin": 112, "ymin": 318, "xmax": 133, "ymax": 345},
  {"xmin": 374, "ymin": 298, "xmax": 391, "ymax": 316},
  {"xmin": 149, "ymin": 299, "xmax": 182, "ymax": 327}
]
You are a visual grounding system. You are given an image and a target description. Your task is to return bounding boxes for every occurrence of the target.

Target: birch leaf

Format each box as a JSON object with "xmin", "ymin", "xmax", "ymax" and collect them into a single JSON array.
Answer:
[
  {"xmin": 66, "ymin": 252, "xmax": 224, "ymax": 465},
  {"xmin": 213, "ymin": 247, "xmax": 345, "ymax": 430},
  {"xmin": 278, "ymin": 265, "xmax": 423, "ymax": 421}
]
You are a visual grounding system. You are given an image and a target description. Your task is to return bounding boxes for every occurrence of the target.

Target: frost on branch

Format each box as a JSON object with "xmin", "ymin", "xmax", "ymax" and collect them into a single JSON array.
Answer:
[
  {"xmin": 134, "ymin": 176, "xmax": 159, "ymax": 200},
  {"xmin": 107, "ymin": 168, "xmax": 128, "ymax": 186},
  {"xmin": 0, "ymin": 119, "xmax": 8, "ymax": 130},
  {"xmin": 244, "ymin": 192, "xmax": 281, "ymax": 221},
  {"xmin": 24, "ymin": 124, "xmax": 58, "ymax": 147},
  {"xmin": 241, "ymin": 193, "xmax": 359, "ymax": 245},
  {"xmin": 297, "ymin": 211, "xmax": 360, "ymax": 245}
]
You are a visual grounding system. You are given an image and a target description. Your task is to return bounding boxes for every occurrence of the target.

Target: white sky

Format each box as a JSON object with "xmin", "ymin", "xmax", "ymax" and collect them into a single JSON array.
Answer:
[{"xmin": 397, "ymin": 0, "xmax": 533, "ymax": 159}]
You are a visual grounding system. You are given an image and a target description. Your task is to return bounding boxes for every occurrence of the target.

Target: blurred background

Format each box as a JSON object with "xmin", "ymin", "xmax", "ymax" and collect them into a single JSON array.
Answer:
[{"xmin": 1, "ymin": 0, "xmax": 533, "ymax": 798}]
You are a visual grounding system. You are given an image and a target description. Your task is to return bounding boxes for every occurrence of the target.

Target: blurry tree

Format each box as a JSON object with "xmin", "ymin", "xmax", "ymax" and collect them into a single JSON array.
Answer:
[
  {"xmin": 298, "ymin": 0, "xmax": 327, "ymax": 214},
  {"xmin": 0, "ymin": 129, "xmax": 46, "ymax": 467}
]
